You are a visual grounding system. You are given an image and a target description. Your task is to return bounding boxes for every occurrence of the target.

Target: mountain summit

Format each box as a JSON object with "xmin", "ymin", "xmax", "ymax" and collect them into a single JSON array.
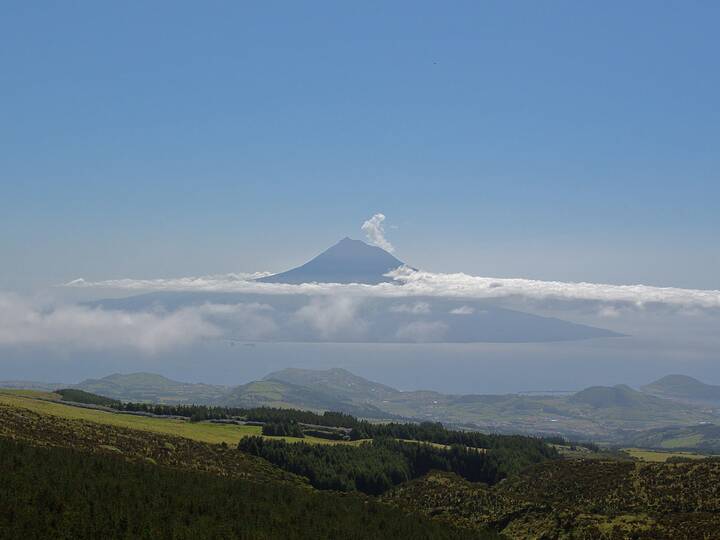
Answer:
[{"xmin": 257, "ymin": 237, "xmax": 407, "ymax": 284}]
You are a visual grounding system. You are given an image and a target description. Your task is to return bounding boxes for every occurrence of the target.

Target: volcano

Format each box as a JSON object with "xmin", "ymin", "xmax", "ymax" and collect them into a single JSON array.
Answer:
[
  {"xmin": 87, "ymin": 237, "xmax": 623, "ymax": 343},
  {"xmin": 257, "ymin": 237, "xmax": 407, "ymax": 284}
]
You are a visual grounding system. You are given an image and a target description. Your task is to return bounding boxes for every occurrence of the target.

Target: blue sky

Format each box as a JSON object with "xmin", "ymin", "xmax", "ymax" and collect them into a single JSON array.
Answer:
[{"xmin": 2, "ymin": 1, "xmax": 718, "ymax": 291}]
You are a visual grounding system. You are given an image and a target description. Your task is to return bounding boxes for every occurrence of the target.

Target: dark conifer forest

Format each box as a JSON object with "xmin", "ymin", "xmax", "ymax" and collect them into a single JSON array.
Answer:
[
  {"xmin": 237, "ymin": 436, "xmax": 551, "ymax": 494},
  {"xmin": 0, "ymin": 438, "xmax": 492, "ymax": 540}
]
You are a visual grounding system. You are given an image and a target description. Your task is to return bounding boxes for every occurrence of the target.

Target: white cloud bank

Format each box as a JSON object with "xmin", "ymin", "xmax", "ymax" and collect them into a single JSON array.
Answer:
[
  {"xmin": 8, "ymin": 267, "xmax": 720, "ymax": 352},
  {"xmin": 0, "ymin": 293, "xmax": 277, "ymax": 353},
  {"xmin": 65, "ymin": 267, "xmax": 720, "ymax": 312},
  {"xmin": 294, "ymin": 296, "xmax": 367, "ymax": 339},
  {"xmin": 387, "ymin": 268, "xmax": 720, "ymax": 311},
  {"xmin": 64, "ymin": 272, "xmax": 272, "ymax": 290},
  {"xmin": 361, "ymin": 213, "xmax": 395, "ymax": 253},
  {"xmin": 0, "ymin": 293, "xmax": 216, "ymax": 353}
]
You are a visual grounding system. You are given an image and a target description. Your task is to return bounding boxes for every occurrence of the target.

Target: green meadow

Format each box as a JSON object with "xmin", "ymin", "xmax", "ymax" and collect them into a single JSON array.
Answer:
[
  {"xmin": 0, "ymin": 391, "xmax": 354, "ymax": 446},
  {"xmin": 622, "ymin": 447, "xmax": 707, "ymax": 462}
]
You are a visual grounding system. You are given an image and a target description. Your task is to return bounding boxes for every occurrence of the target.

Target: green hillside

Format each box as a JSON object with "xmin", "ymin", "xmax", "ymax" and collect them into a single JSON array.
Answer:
[
  {"xmin": 265, "ymin": 367, "xmax": 400, "ymax": 400},
  {"xmin": 626, "ymin": 423, "xmax": 720, "ymax": 451},
  {"xmin": 383, "ymin": 459, "xmax": 720, "ymax": 538},
  {"xmin": 569, "ymin": 384, "xmax": 651, "ymax": 408},
  {"xmin": 0, "ymin": 416, "xmax": 488, "ymax": 540},
  {"xmin": 57, "ymin": 388, "xmax": 121, "ymax": 407},
  {"xmin": 75, "ymin": 372, "xmax": 228, "ymax": 404},
  {"xmin": 642, "ymin": 374, "xmax": 720, "ymax": 403},
  {"xmin": 225, "ymin": 369, "xmax": 718, "ymax": 441},
  {"xmin": 3, "ymin": 381, "xmax": 720, "ymax": 538},
  {"xmin": 222, "ymin": 374, "xmax": 397, "ymax": 419},
  {"xmin": 0, "ymin": 439, "xmax": 488, "ymax": 540},
  {"xmin": 19, "ymin": 368, "xmax": 720, "ymax": 443},
  {"xmin": 0, "ymin": 392, "xmax": 265, "ymax": 446},
  {"xmin": 0, "ymin": 380, "xmax": 64, "ymax": 392}
]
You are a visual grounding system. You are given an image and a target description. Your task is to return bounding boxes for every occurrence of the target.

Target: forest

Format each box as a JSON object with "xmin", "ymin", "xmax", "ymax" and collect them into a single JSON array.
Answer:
[
  {"xmin": 0, "ymin": 437, "xmax": 492, "ymax": 540},
  {"xmin": 56, "ymin": 388, "xmax": 122, "ymax": 408},
  {"xmin": 237, "ymin": 436, "xmax": 549, "ymax": 495},
  {"xmin": 261, "ymin": 421, "xmax": 305, "ymax": 438}
]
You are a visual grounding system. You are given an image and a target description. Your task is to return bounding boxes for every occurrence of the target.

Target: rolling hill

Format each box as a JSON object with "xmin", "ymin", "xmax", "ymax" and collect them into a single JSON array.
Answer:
[
  {"xmin": 265, "ymin": 367, "xmax": 400, "ymax": 401},
  {"xmin": 383, "ymin": 460, "xmax": 720, "ymax": 538},
  {"xmin": 642, "ymin": 374, "xmax": 720, "ymax": 404},
  {"xmin": 3, "ymin": 387, "xmax": 720, "ymax": 539},
  {"xmin": 7, "ymin": 368, "xmax": 719, "ymax": 442},
  {"xmin": 625, "ymin": 423, "xmax": 720, "ymax": 451},
  {"xmin": 4, "ymin": 374, "xmax": 719, "ymax": 539},
  {"xmin": 569, "ymin": 383, "xmax": 681, "ymax": 415},
  {"xmin": 0, "ymin": 395, "xmax": 484, "ymax": 539},
  {"xmin": 74, "ymin": 372, "xmax": 228, "ymax": 404},
  {"xmin": 222, "ymin": 369, "xmax": 398, "ymax": 419},
  {"xmin": 222, "ymin": 368, "xmax": 718, "ymax": 440}
]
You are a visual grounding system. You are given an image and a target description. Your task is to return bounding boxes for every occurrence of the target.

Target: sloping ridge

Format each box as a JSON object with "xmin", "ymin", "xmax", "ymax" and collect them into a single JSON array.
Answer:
[
  {"xmin": 257, "ymin": 237, "xmax": 406, "ymax": 284},
  {"xmin": 642, "ymin": 374, "xmax": 720, "ymax": 402},
  {"xmin": 569, "ymin": 384, "xmax": 663, "ymax": 409},
  {"xmin": 264, "ymin": 368, "xmax": 400, "ymax": 400},
  {"xmin": 222, "ymin": 369, "xmax": 398, "ymax": 418},
  {"xmin": 75, "ymin": 372, "xmax": 227, "ymax": 403}
]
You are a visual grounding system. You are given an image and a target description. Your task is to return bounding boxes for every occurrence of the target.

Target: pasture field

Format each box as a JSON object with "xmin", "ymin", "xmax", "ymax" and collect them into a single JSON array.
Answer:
[
  {"xmin": 622, "ymin": 447, "xmax": 707, "ymax": 462},
  {"xmin": 0, "ymin": 392, "xmax": 362, "ymax": 446},
  {"xmin": 0, "ymin": 388, "xmax": 61, "ymax": 400},
  {"xmin": 0, "ymin": 393, "xmax": 260, "ymax": 444},
  {"xmin": 551, "ymin": 444, "xmax": 632, "ymax": 461},
  {"xmin": 657, "ymin": 433, "xmax": 705, "ymax": 449}
]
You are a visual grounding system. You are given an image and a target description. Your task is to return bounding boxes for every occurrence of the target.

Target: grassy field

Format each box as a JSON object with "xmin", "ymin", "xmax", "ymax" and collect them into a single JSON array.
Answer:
[
  {"xmin": 0, "ymin": 392, "xmax": 365, "ymax": 446},
  {"xmin": 0, "ymin": 388, "xmax": 61, "ymax": 400},
  {"xmin": 657, "ymin": 433, "xmax": 705, "ymax": 449},
  {"xmin": 622, "ymin": 447, "xmax": 707, "ymax": 462},
  {"xmin": 0, "ymin": 393, "xmax": 260, "ymax": 445}
]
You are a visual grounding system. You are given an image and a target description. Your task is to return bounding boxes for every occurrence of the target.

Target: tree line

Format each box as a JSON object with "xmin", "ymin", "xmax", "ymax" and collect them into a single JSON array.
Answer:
[
  {"xmin": 237, "ymin": 436, "xmax": 551, "ymax": 495},
  {"xmin": 65, "ymin": 395, "xmax": 360, "ymax": 427},
  {"xmin": 59, "ymin": 389, "xmax": 560, "ymax": 460},
  {"xmin": 261, "ymin": 421, "xmax": 305, "ymax": 438}
]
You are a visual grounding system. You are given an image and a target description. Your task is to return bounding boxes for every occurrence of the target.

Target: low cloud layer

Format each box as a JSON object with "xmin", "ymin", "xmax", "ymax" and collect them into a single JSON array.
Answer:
[
  {"xmin": 65, "ymin": 272, "xmax": 272, "ymax": 290},
  {"xmin": 0, "ymin": 293, "xmax": 218, "ymax": 353},
  {"xmin": 66, "ymin": 267, "xmax": 720, "ymax": 312},
  {"xmin": 361, "ymin": 213, "xmax": 395, "ymax": 253},
  {"xmin": 294, "ymin": 296, "xmax": 367, "ymax": 339},
  {"xmin": 0, "ymin": 293, "xmax": 279, "ymax": 354},
  {"xmin": 386, "ymin": 268, "xmax": 720, "ymax": 311}
]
